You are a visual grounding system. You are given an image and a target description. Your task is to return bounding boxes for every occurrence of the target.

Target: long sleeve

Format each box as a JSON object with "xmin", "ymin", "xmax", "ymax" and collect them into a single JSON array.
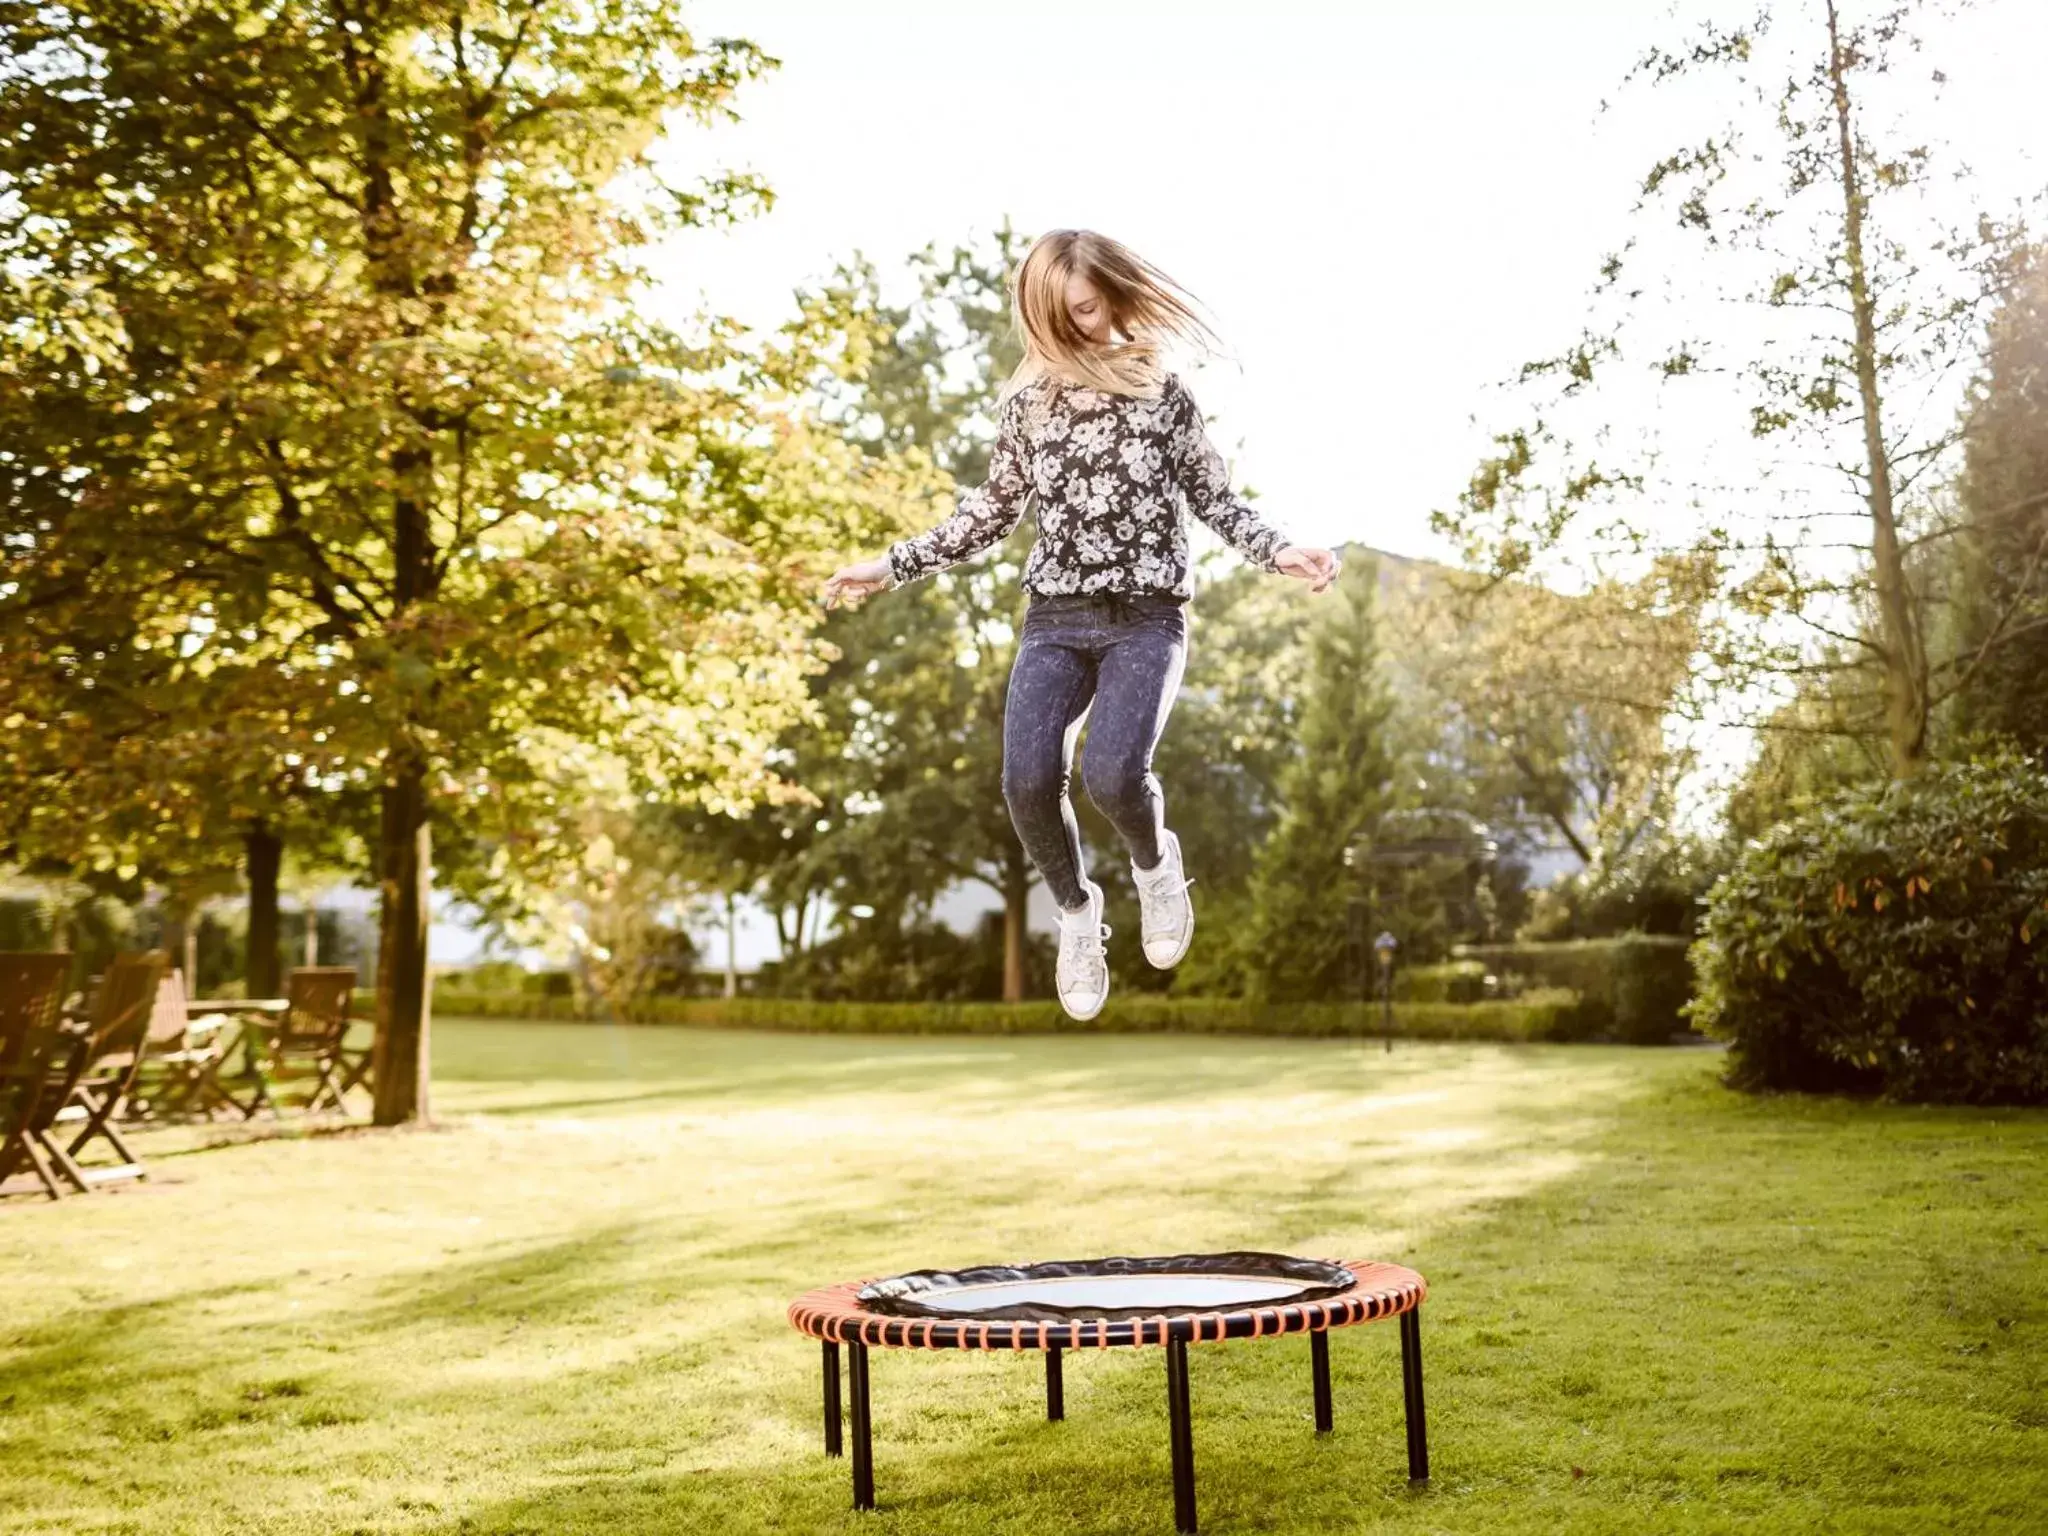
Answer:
[
  {"xmin": 1167, "ymin": 377, "xmax": 1290, "ymax": 573},
  {"xmin": 887, "ymin": 395, "xmax": 1033, "ymax": 585}
]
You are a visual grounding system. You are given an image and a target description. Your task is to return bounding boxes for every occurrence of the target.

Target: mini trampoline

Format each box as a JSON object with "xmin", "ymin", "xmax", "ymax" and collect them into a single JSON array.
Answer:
[{"xmin": 787, "ymin": 1251, "xmax": 1428, "ymax": 1533}]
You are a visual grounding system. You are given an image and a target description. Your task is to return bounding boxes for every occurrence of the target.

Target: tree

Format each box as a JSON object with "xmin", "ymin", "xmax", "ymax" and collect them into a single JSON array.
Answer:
[
  {"xmin": 1244, "ymin": 559, "xmax": 1397, "ymax": 1002},
  {"xmin": 1721, "ymin": 669, "xmax": 1884, "ymax": 842},
  {"xmin": 1439, "ymin": 0, "xmax": 2034, "ymax": 780},
  {"xmin": 1401, "ymin": 555, "xmax": 1710, "ymax": 872},
  {"xmin": 780, "ymin": 230, "xmax": 1046, "ymax": 997},
  {"xmin": 1, "ymin": 1, "xmax": 917, "ymax": 1121},
  {"xmin": 1950, "ymin": 246, "xmax": 2048, "ymax": 750},
  {"xmin": 503, "ymin": 805, "xmax": 699, "ymax": 1015},
  {"xmin": 0, "ymin": 541, "xmax": 362, "ymax": 996}
]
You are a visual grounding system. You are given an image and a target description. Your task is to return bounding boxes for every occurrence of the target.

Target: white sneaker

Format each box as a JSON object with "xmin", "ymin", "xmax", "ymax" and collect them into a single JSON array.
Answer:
[
  {"xmin": 1133, "ymin": 830, "xmax": 1194, "ymax": 969},
  {"xmin": 1056, "ymin": 879, "xmax": 1111, "ymax": 1021}
]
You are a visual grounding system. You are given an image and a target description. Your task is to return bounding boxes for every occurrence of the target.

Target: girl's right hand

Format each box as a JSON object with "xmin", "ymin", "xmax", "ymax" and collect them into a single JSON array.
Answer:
[{"xmin": 822, "ymin": 557, "xmax": 894, "ymax": 609}]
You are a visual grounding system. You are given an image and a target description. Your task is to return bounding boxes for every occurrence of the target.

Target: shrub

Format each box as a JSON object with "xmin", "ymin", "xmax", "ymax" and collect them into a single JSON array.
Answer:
[
  {"xmin": 1392, "ymin": 960, "xmax": 1494, "ymax": 1004},
  {"xmin": 754, "ymin": 916, "xmax": 1053, "ymax": 1002},
  {"xmin": 428, "ymin": 988, "xmax": 1590, "ymax": 1042},
  {"xmin": 1519, "ymin": 837, "xmax": 1726, "ymax": 940},
  {"xmin": 1455, "ymin": 935, "xmax": 1695, "ymax": 1044},
  {"xmin": 1691, "ymin": 752, "xmax": 2048, "ymax": 1103}
]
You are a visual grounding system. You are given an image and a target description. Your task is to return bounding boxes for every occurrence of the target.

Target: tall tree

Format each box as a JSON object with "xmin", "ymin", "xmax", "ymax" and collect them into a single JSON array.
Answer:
[
  {"xmin": 1401, "ymin": 555, "xmax": 1711, "ymax": 871},
  {"xmin": 1, "ymin": 1, "xmax": 912, "ymax": 1121},
  {"xmin": 0, "ymin": 538, "xmax": 361, "ymax": 996},
  {"xmin": 1439, "ymin": 0, "xmax": 2033, "ymax": 779},
  {"xmin": 1244, "ymin": 558, "xmax": 1397, "ymax": 1002},
  {"xmin": 1950, "ymin": 246, "xmax": 2048, "ymax": 750},
  {"xmin": 783, "ymin": 230, "xmax": 1046, "ymax": 996}
]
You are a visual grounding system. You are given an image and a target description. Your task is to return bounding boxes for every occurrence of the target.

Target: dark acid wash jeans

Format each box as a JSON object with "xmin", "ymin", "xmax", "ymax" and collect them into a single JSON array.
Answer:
[{"xmin": 1002, "ymin": 593, "xmax": 1189, "ymax": 911}]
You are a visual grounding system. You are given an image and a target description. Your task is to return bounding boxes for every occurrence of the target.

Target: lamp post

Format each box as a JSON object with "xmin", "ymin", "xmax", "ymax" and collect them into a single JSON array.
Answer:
[
  {"xmin": 1374, "ymin": 931, "xmax": 1398, "ymax": 1053},
  {"xmin": 1346, "ymin": 809, "xmax": 1499, "ymax": 1055}
]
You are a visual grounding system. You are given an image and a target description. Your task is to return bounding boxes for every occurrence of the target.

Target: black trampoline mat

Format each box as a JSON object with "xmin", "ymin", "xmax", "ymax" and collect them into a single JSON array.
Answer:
[
  {"xmin": 858, "ymin": 1252, "xmax": 1357, "ymax": 1322},
  {"xmin": 883, "ymin": 1273, "xmax": 1315, "ymax": 1313}
]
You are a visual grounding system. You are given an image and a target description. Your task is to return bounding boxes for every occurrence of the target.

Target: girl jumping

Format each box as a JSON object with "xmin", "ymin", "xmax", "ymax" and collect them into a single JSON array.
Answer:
[{"xmin": 823, "ymin": 230, "xmax": 1339, "ymax": 1020}]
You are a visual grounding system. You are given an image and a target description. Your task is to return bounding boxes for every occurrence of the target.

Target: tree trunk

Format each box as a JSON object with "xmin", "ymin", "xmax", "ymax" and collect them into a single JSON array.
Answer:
[
  {"xmin": 1002, "ymin": 854, "xmax": 1030, "ymax": 1002},
  {"xmin": 723, "ymin": 890, "xmax": 739, "ymax": 998},
  {"xmin": 162, "ymin": 901, "xmax": 189, "ymax": 984},
  {"xmin": 165, "ymin": 901, "xmax": 201, "ymax": 989},
  {"xmin": 372, "ymin": 762, "xmax": 433, "ymax": 1126},
  {"xmin": 1827, "ymin": 0, "xmax": 1928, "ymax": 776},
  {"xmin": 244, "ymin": 822, "xmax": 283, "ymax": 999},
  {"xmin": 304, "ymin": 901, "xmax": 320, "ymax": 966}
]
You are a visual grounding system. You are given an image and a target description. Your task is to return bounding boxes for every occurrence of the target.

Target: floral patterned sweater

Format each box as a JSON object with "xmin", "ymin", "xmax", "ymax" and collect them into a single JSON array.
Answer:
[{"xmin": 885, "ymin": 373, "xmax": 1291, "ymax": 600}]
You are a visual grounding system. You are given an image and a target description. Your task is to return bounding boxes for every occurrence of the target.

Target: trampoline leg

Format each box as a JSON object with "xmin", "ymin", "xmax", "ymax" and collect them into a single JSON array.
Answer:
[
  {"xmin": 823, "ymin": 1340, "xmax": 842, "ymax": 1457},
  {"xmin": 1165, "ymin": 1335, "xmax": 1198, "ymax": 1534},
  {"xmin": 1311, "ymin": 1328, "xmax": 1334, "ymax": 1434},
  {"xmin": 1046, "ymin": 1345, "xmax": 1065, "ymax": 1422},
  {"xmin": 849, "ymin": 1340, "xmax": 875, "ymax": 1511},
  {"xmin": 1400, "ymin": 1307, "xmax": 1429, "ymax": 1484}
]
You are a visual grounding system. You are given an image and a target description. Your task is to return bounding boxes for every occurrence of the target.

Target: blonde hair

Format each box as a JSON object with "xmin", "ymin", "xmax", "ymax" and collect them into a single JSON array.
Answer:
[{"xmin": 1005, "ymin": 229, "xmax": 1219, "ymax": 400}]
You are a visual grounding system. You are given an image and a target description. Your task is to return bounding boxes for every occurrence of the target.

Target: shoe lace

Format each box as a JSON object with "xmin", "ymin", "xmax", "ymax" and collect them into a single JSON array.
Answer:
[
  {"xmin": 1135, "ymin": 858, "xmax": 1192, "ymax": 915},
  {"xmin": 1060, "ymin": 915, "xmax": 1110, "ymax": 968}
]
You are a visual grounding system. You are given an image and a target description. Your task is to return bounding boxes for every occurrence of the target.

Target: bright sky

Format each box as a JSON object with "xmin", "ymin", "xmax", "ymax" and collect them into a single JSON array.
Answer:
[{"xmin": 646, "ymin": 0, "xmax": 2047, "ymax": 565}]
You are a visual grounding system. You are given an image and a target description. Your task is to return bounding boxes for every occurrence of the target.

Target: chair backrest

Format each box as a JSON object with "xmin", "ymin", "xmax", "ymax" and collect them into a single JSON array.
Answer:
[
  {"xmin": 146, "ymin": 969, "xmax": 194, "ymax": 1049},
  {"xmin": 0, "ymin": 953, "xmax": 77, "ymax": 1168},
  {"xmin": 0, "ymin": 952, "xmax": 73, "ymax": 1083},
  {"xmin": 280, "ymin": 967, "xmax": 357, "ymax": 1051},
  {"xmin": 84, "ymin": 952, "xmax": 169, "ymax": 1063}
]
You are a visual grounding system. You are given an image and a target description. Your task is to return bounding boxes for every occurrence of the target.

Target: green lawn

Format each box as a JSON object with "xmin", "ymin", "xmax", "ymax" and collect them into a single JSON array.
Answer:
[{"xmin": 2, "ymin": 1024, "xmax": 2043, "ymax": 1535}]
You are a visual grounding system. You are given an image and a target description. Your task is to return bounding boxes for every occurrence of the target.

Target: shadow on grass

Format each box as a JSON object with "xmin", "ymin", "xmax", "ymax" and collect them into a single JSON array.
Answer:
[{"xmin": 436, "ymin": 1022, "xmax": 1622, "ymax": 1124}]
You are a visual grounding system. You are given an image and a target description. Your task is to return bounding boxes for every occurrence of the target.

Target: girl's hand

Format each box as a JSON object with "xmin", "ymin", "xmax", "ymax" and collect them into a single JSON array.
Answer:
[
  {"xmin": 1275, "ymin": 545, "xmax": 1341, "ymax": 594},
  {"xmin": 822, "ymin": 557, "xmax": 893, "ymax": 609}
]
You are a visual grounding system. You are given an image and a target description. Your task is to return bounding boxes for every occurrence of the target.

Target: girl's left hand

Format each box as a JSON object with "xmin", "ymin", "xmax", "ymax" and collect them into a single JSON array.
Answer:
[{"xmin": 1275, "ymin": 546, "xmax": 1341, "ymax": 594}]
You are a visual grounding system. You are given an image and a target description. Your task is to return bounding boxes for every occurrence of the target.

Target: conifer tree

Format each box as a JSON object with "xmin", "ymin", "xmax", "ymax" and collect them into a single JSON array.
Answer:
[{"xmin": 1245, "ymin": 559, "xmax": 1395, "ymax": 1002}]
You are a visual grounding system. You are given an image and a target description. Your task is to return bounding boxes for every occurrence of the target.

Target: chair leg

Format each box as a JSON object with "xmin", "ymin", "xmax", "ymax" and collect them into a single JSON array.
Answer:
[
  {"xmin": 62, "ymin": 1086, "xmax": 111, "ymax": 1156},
  {"xmin": 1311, "ymin": 1328, "xmax": 1333, "ymax": 1434},
  {"xmin": 1165, "ymin": 1335, "xmax": 1197, "ymax": 1534},
  {"xmin": 82, "ymin": 1111, "xmax": 144, "ymax": 1168},
  {"xmin": 33, "ymin": 1130, "xmax": 93, "ymax": 1194},
  {"xmin": 176, "ymin": 1065, "xmax": 228, "ymax": 1120},
  {"xmin": 308, "ymin": 1060, "xmax": 348, "ymax": 1114},
  {"xmin": 15, "ymin": 1134, "xmax": 72, "ymax": 1199},
  {"xmin": 1046, "ymin": 1345, "xmax": 1065, "ymax": 1421},
  {"xmin": 242, "ymin": 1074, "xmax": 277, "ymax": 1120},
  {"xmin": 822, "ymin": 1341, "xmax": 842, "ymax": 1457},
  {"xmin": 848, "ymin": 1341, "xmax": 874, "ymax": 1511},
  {"xmin": 67, "ymin": 1091, "xmax": 146, "ymax": 1184},
  {"xmin": 1400, "ymin": 1307, "xmax": 1429, "ymax": 1484}
]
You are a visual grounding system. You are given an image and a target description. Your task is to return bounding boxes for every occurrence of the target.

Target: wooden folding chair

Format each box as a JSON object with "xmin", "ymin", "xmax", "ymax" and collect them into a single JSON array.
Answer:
[
  {"xmin": 333, "ymin": 1011, "xmax": 374, "ymax": 1106},
  {"xmin": 240, "ymin": 967, "xmax": 359, "ymax": 1117},
  {"xmin": 0, "ymin": 952, "xmax": 86, "ymax": 1200},
  {"xmin": 124, "ymin": 969, "xmax": 239, "ymax": 1121},
  {"xmin": 53, "ymin": 951, "xmax": 168, "ymax": 1187}
]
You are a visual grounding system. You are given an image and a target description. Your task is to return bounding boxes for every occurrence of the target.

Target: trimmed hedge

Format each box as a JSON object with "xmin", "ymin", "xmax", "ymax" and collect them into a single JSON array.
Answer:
[
  {"xmin": 426, "ymin": 988, "xmax": 1605, "ymax": 1042},
  {"xmin": 1453, "ymin": 935, "xmax": 1696, "ymax": 1044},
  {"xmin": 1390, "ymin": 960, "xmax": 1493, "ymax": 1004}
]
